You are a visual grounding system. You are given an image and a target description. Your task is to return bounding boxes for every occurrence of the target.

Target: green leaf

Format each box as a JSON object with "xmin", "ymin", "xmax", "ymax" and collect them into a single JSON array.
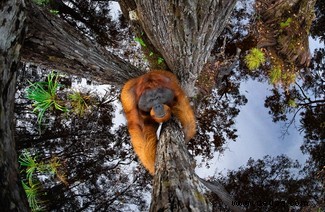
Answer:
[
  {"xmin": 269, "ymin": 65, "xmax": 282, "ymax": 84},
  {"xmin": 157, "ymin": 57, "xmax": 164, "ymax": 65},
  {"xmin": 288, "ymin": 99, "xmax": 297, "ymax": 108},
  {"xmin": 26, "ymin": 71, "xmax": 67, "ymax": 124},
  {"xmin": 19, "ymin": 151, "xmax": 38, "ymax": 185},
  {"xmin": 68, "ymin": 91, "xmax": 90, "ymax": 116},
  {"xmin": 244, "ymin": 48, "xmax": 266, "ymax": 70},
  {"xmin": 134, "ymin": 37, "xmax": 146, "ymax": 47},
  {"xmin": 280, "ymin": 17, "xmax": 292, "ymax": 28},
  {"xmin": 22, "ymin": 181, "xmax": 43, "ymax": 211},
  {"xmin": 50, "ymin": 10, "xmax": 59, "ymax": 15}
]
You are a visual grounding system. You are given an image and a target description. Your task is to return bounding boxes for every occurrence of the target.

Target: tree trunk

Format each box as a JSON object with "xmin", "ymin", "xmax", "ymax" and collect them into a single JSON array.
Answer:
[
  {"xmin": 0, "ymin": 0, "xmax": 29, "ymax": 211},
  {"xmin": 151, "ymin": 121, "xmax": 244, "ymax": 212},
  {"xmin": 120, "ymin": 0, "xmax": 237, "ymax": 96},
  {"xmin": 120, "ymin": 0, "xmax": 238, "ymax": 210},
  {"xmin": 22, "ymin": 3, "xmax": 143, "ymax": 85},
  {"xmin": 151, "ymin": 120, "xmax": 212, "ymax": 211}
]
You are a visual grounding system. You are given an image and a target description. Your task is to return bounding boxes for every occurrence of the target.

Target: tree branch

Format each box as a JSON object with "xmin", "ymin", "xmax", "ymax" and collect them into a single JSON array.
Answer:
[
  {"xmin": 22, "ymin": 2, "xmax": 143, "ymax": 85},
  {"xmin": 198, "ymin": 178, "xmax": 244, "ymax": 212}
]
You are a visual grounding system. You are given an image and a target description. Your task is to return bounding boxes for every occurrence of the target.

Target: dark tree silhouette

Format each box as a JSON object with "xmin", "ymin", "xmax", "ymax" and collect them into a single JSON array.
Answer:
[{"xmin": 209, "ymin": 155, "xmax": 324, "ymax": 211}]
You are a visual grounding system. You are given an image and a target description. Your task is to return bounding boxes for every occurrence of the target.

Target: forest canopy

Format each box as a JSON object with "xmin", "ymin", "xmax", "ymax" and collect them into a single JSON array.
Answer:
[{"xmin": 0, "ymin": 0, "xmax": 324, "ymax": 211}]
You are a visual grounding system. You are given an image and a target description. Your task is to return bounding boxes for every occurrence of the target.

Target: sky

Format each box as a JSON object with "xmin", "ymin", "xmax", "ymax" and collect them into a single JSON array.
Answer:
[{"xmin": 196, "ymin": 80, "xmax": 308, "ymax": 178}]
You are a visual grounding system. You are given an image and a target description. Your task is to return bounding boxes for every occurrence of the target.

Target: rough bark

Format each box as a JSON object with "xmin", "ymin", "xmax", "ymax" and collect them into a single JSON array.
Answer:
[
  {"xmin": 120, "ymin": 0, "xmax": 237, "ymax": 95},
  {"xmin": 151, "ymin": 120, "xmax": 244, "ymax": 212},
  {"xmin": 0, "ymin": 0, "xmax": 29, "ymax": 211},
  {"xmin": 22, "ymin": 3, "xmax": 143, "ymax": 85},
  {"xmin": 151, "ymin": 120, "xmax": 212, "ymax": 211}
]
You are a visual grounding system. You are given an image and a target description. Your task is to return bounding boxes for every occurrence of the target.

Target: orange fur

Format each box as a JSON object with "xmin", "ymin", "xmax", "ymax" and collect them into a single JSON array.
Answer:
[{"xmin": 121, "ymin": 70, "xmax": 196, "ymax": 175}]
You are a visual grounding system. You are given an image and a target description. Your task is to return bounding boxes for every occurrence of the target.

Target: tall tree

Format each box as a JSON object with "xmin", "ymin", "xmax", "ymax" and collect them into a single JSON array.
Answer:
[
  {"xmin": 0, "ymin": 0, "xmax": 29, "ymax": 210},
  {"xmin": 118, "ymin": 1, "xmax": 238, "ymax": 210}
]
